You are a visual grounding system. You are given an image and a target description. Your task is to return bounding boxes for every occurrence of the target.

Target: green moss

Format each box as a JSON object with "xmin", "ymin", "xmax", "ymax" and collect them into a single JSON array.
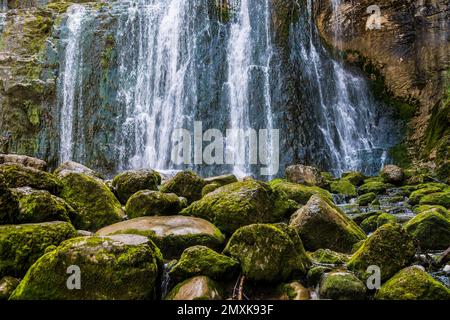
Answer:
[
  {"xmin": 376, "ymin": 213, "xmax": 397, "ymax": 228},
  {"xmin": 310, "ymin": 249, "xmax": 349, "ymax": 265},
  {"xmin": 0, "ymin": 164, "xmax": 61, "ymax": 194},
  {"xmin": 201, "ymin": 183, "xmax": 221, "ymax": 197},
  {"xmin": 319, "ymin": 272, "xmax": 366, "ymax": 300},
  {"xmin": 419, "ymin": 192, "xmax": 450, "ymax": 208},
  {"xmin": 360, "ymin": 215, "xmax": 379, "ymax": 233},
  {"xmin": 168, "ymin": 246, "xmax": 239, "ymax": 283},
  {"xmin": 405, "ymin": 209, "xmax": 450, "ymax": 250},
  {"xmin": 223, "ymin": 224, "xmax": 311, "ymax": 282},
  {"xmin": 58, "ymin": 172, "xmax": 124, "ymax": 231},
  {"xmin": 10, "ymin": 235, "xmax": 162, "ymax": 300},
  {"xmin": 0, "ymin": 221, "xmax": 77, "ymax": 278},
  {"xmin": 359, "ymin": 181, "xmax": 390, "ymax": 194},
  {"xmin": 160, "ymin": 170, "xmax": 206, "ymax": 203},
  {"xmin": 269, "ymin": 178, "xmax": 333, "ymax": 204},
  {"xmin": 357, "ymin": 192, "xmax": 377, "ymax": 206},
  {"xmin": 125, "ymin": 190, "xmax": 186, "ymax": 218},
  {"xmin": 347, "ymin": 223, "xmax": 416, "ymax": 282},
  {"xmin": 330, "ymin": 179, "xmax": 357, "ymax": 197},
  {"xmin": 181, "ymin": 180, "xmax": 298, "ymax": 234},
  {"xmin": 375, "ymin": 266, "xmax": 450, "ymax": 300},
  {"xmin": 306, "ymin": 266, "xmax": 331, "ymax": 287},
  {"xmin": 409, "ymin": 187, "xmax": 443, "ymax": 205},
  {"xmin": 112, "ymin": 169, "xmax": 161, "ymax": 204},
  {"xmin": 342, "ymin": 172, "xmax": 366, "ymax": 186},
  {"xmin": 165, "ymin": 276, "xmax": 222, "ymax": 300}
]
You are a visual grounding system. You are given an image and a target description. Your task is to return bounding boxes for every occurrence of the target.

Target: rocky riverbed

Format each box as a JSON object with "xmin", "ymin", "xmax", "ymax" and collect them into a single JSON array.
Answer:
[{"xmin": 0, "ymin": 154, "xmax": 449, "ymax": 300}]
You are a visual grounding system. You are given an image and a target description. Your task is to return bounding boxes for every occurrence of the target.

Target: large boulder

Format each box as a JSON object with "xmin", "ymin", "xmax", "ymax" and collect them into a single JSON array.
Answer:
[
  {"xmin": 289, "ymin": 194, "xmax": 366, "ymax": 253},
  {"xmin": 96, "ymin": 216, "xmax": 225, "ymax": 258},
  {"xmin": 380, "ymin": 165, "xmax": 404, "ymax": 185},
  {"xmin": 342, "ymin": 171, "xmax": 366, "ymax": 186},
  {"xmin": 0, "ymin": 221, "xmax": 77, "ymax": 278},
  {"xmin": 0, "ymin": 154, "xmax": 47, "ymax": 171},
  {"xmin": 57, "ymin": 171, "xmax": 125, "ymax": 231},
  {"xmin": 285, "ymin": 164, "xmax": 326, "ymax": 187},
  {"xmin": 347, "ymin": 223, "xmax": 416, "ymax": 282},
  {"xmin": 329, "ymin": 179, "xmax": 357, "ymax": 197},
  {"xmin": 168, "ymin": 246, "xmax": 239, "ymax": 283},
  {"xmin": 319, "ymin": 272, "xmax": 367, "ymax": 300},
  {"xmin": 160, "ymin": 170, "xmax": 206, "ymax": 203},
  {"xmin": 359, "ymin": 181, "xmax": 390, "ymax": 195},
  {"xmin": 10, "ymin": 235, "xmax": 162, "ymax": 300},
  {"xmin": 181, "ymin": 180, "xmax": 298, "ymax": 234},
  {"xmin": 112, "ymin": 169, "xmax": 161, "ymax": 204},
  {"xmin": 404, "ymin": 208, "xmax": 450, "ymax": 250},
  {"xmin": 269, "ymin": 178, "xmax": 333, "ymax": 205},
  {"xmin": 165, "ymin": 276, "xmax": 222, "ymax": 300},
  {"xmin": 125, "ymin": 190, "xmax": 187, "ymax": 219},
  {"xmin": 357, "ymin": 192, "xmax": 377, "ymax": 206},
  {"xmin": 409, "ymin": 186, "xmax": 443, "ymax": 205},
  {"xmin": 419, "ymin": 192, "xmax": 450, "ymax": 208},
  {"xmin": 1, "ymin": 187, "xmax": 75, "ymax": 224},
  {"xmin": 0, "ymin": 163, "xmax": 61, "ymax": 194},
  {"xmin": 54, "ymin": 161, "xmax": 103, "ymax": 180},
  {"xmin": 223, "ymin": 224, "xmax": 311, "ymax": 282},
  {"xmin": 375, "ymin": 266, "xmax": 450, "ymax": 300}
]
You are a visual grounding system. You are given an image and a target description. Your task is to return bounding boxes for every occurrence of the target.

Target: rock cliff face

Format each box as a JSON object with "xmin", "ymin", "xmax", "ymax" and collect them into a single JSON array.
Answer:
[{"xmin": 315, "ymin": 0, "xmax": 449, "ymax": 178}]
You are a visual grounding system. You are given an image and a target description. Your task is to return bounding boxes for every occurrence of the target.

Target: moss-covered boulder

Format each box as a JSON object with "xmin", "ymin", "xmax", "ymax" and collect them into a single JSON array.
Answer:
[
  {"xmin": 0, "ymin": 154, "xmax": 47, "ymax": 171},
  {"xmin": 125, "ymin": 190, "xmax": 187, "ymax": 218},
  {"xmin": 404, "ymin": 208, "xmax": 450, "ymax": 250},
  {"xmin": 278, "ymin": 281, "xmax": 311, "ymax": 300},
  {"xmin": 319, "ymin": 272, "xmax": 367, "ymax": 300},
  {"xmin": 96, "ymin": 216, "xmax": 225, "ymax": 258},
  {"xmin": 0, "ymin": 276, "xmax": 20, "ymax": 300},
  {"xmin": 409, "ymin": 187, "xmax": 443, "ymax": 205},
  {"xmin": 10, "ymin": 235, "xmax": 162, "ymax": 300},
  {"xmin": 360, "ymin": 215, "xmax": 379, "ymax": 233},
  {"xmin": 289, "ymin": 195, "xmax": 366, "ymax": 253},
  {"xmin": 165, "ymin": 276, "xmax": 222, "ymax": 300},
  {"xmin": 351, "ymin": 211, "xmax": 382, "ymax": 226},
  {"xmin": 168, "ymin": 246, "xmax": 239, "ymax": 283},
  {"xmin": 380, "ymin": 165, "xmax": 404, "ymax": 185},
  {"xmin": 359, "ymin": 181, "xmax": 390, "ymax": 195},
  {"xmin": 0, "ymin": 163, "xmax": 61, "ymax": 194},
  {"xmin": 376, "ymin": 213, "xmax": 397, "ymax": 228},
  {"xmin": 307, "ymin": 266, "xmax": 332, "ymax": 287},
  {"xmin": 419, "ymin": 192, "xmax": 450, "ymax": 208},
  {"xmin": 375, "ymin": 266, "xmax": 450, "ymax": 300},
  {"xmin": 112, "ymin": 169, "xmax": 161, "ymax": 204},
  {"xmin": 310, "ymin": 249, "xmax": 350, "ymax": 265},
  {"xmin": 223, "ymin": 224, "xmax": 311, "ymax": 282},
  {"xmin": 330, "ymin": 179, "xmax": 357, "ymax": 197},
  {"xmin": 347, "ymin": 223, "xmax": 416, "ymax": 282},
  {"xmin": 160, "ymin": 171, "xmax": 206, "ymax": 203},
  {"xmin": 1, "ymin": 187, "xmax": 75, "ymax": 224},
  {"xmin": 57, "ymin": 171, "xmax": 125, "ymax": 231},
  {"xmin": 181, "ymin": 180, "xmax": 297, "ymax": 234},
  {"xmin": 357, "ymin": 192, "xmax": 377, "ymax": 206},
  {"xmin": 204, "ymin": 174, "xmax": 238, "ymax": 186},
  {"xmin": 0, "ymin": 221, "xmax": 77, "ymax": 278},
  {"xmin": 285, "ymin": 164, "xmax": 326, "ymax": 187},
  {"xmin": 342, "ymin": 171, "xmax": 366, "ymax": 186},
  {"xmin": 54, "ymin": 161, "xmax": 103, "ymax": 180},
  {"xmin": 201, "ymin": 183, "xmax": 221, "ymax": 197},
  {"xmin": 269, "ymin": 178, "xmax": 333, "ymax": 205}
]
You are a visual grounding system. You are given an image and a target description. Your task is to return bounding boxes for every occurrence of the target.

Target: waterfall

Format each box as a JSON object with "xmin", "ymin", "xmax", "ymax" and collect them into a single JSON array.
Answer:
[
  {"xmin": 58, "ymin": 4, "xmax": 87, "ymax": 163},
  {"xmin": 290, "ymin": 0, "xmax": 398, "ymax": 176},
  {"xmin": 0, "ymin": 0, "xmax": 7, "ymax": 32}
]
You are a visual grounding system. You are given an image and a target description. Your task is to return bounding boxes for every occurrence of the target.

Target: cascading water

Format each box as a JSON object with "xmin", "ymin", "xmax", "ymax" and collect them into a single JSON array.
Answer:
[
  {"xmin": 57, "ymin": 4, "xmax": 88, "ymax": 163},
  {"xmin": 0, "ymin": 0, "xmax": 8, "ymax": 32},
  {"xmin": 289, "ymin": 0, "xmax": 398, "ymax": 176}
]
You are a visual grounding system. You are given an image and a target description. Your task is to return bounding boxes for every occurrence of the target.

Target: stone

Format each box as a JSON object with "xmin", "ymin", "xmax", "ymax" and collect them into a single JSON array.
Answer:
[
  {"xmin": 57, "ymin": 171, "xmax": 125, "ymax": 231},
  {"xmin": 342, "ymin": 171, "xmax": 366, "ymax": 186},
  {"xmin": 0, "ymin": 154, "xmax": 47, "ymax": 171},
  {"xmin": 279, "ymin": 281, "xmax": 310, "ymax": 300},
  {"xmin": 223, "ymin": 224, "xmax": 311, "ymax": 282},
  {"xmin": 404, "ymin": 208, "xmax": 450, "ymax": 250},
  {"xmin": 0, "ymin": 276, "xmax": 20, "ymax": 300},
  {"xmin": 359, "ymin": 181, "xmax": 390, "ymax": 195},
  {"xmin": 289, "ymin": 194, "xmax": 366, "ymax": 253},
  {"xmin": 96, "ymin": 216, "xmax": 225, "ymax": 258},
  {"xmin": 0, "ymin": 163, "xmax": 61, "ymax": 194},
  {"xmin": 165, "ymin": 276, "xmax": 222, "ymax": 300},
  {"xmin": 380, "ymin": 165, "xmax": 404, "ymax": 185},
  {"xmin": 409, "ymin": 186, "xmax": 443, "ymax": 205},
  {"xmin": 54, "ymin": 161, "xmax": 104, "ymax": 180},
  {"xmin": 329, "ymin": 179, "xmax": 357, "ymax": 197},
  {"xmin": 357, "ymin": 192, "xmax": 377, "ymax": 206},
  {"xmin": 419, "ymin": 192, "xmax": 450, "ymax": 208},
  {"xmin": 168, "ymin": 246, "xmax": 239, "ymax": 283},
  {"xmin": 375, "ymin": 266, "xmax": 450, "ymax": 300},
  {"xmin": 310, "ymin": 249, "xmax": 350, "ymax": 265},
  {"xmin": 347, "ymin": 223, "xmax": 416, "ymax": 282},
  {"xmin": 181, "ymin": 180, "xmax": 297, "ymax": 234},
  {"xmin": 204, "ymin": 174, "xmax": 238, "ymax": 186},
  {"xmin": 125, "ymin": 190, "xmax": 187, "ymax": 218},
  {"xmin": 112, "ymin": 169, "xmax": 161, "ymax": 204},
  {"xmin": 160, "ymin": 170, "xmax": 206, "ymax": 203},
  {"xmin": 10, "ymin": 235, "xmax": 162, "ymax": 300},
  {"xmin": 269, "ymin": 178, "xmax": 333, "ymax": 205},
  {"xmin": 0, "ymin": 221, "xmax": 77, "ymax": 278},
  {"xmin": 285, "ymin": 164, "xmax": 326, "ymax": 187},
  {"xmin": 319, "ymin": 272, "xmax": 366, "ymax": 300}
]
